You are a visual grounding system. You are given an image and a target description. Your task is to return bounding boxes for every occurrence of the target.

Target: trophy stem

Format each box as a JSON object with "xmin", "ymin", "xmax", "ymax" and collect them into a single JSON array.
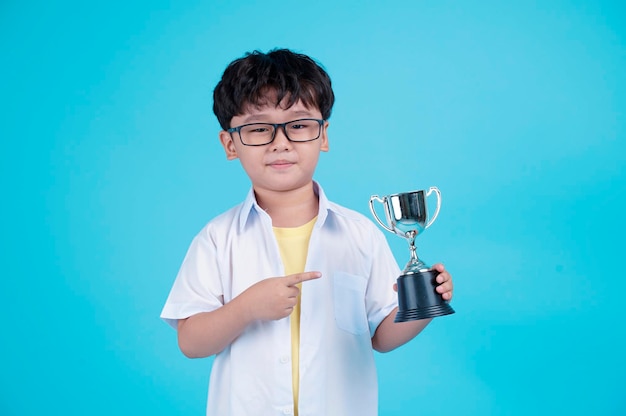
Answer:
[
  {"xmin": 405, "ymin": 230, "xmax": 427, "ymax": 272},
  {"xmin": 409, "ymin": 242, "xmax": 419, "ymax": 264}
]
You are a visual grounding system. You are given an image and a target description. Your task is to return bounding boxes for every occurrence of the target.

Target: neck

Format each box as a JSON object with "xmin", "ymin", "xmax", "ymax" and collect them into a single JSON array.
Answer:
[{"xmin": 255, "ymin": 182, "xmax": 319, "ymax": 227}]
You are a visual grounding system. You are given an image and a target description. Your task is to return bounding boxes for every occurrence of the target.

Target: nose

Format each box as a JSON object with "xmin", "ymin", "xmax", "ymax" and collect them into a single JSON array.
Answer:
[{"xmin": 270, "ymin": 126, "xmax": 291, "ymax": 151}]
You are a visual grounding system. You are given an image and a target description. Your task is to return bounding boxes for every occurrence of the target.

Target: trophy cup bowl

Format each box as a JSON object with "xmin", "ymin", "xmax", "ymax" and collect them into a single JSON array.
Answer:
[{"xmin": 369, "ymin": 187, "xmax": 455, "ymax": 322}]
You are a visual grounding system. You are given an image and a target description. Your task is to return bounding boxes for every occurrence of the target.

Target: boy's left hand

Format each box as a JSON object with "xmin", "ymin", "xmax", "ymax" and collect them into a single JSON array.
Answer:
[{"xmin": 432, "ymin": 263, "xmax": 453, "ymax": 301}]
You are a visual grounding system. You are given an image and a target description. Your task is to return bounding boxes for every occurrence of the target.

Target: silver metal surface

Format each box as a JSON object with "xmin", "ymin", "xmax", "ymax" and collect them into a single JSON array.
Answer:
[
  {"xmin": 369, "ymin": 187, "xmax": 441, "ymax": 240},
  {"xmin": 369, "ymin": 187, "xmax": 442, "ymax": 273}
]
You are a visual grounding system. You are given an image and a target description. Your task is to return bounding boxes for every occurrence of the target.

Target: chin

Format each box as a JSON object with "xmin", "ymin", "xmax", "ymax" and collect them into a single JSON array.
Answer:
[{"xmin": 258, "ymin": 178, "xmax": 314, "ymax": 193}]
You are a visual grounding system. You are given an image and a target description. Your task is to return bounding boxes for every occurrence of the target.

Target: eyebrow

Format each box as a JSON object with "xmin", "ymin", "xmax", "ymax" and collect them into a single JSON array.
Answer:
[{"xmin": 240, "ymin": 110, "xmax": 317, "ymax": 124}]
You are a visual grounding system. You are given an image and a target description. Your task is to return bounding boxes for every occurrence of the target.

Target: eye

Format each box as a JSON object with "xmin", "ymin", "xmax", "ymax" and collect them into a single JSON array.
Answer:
[
  {"xmin": 243, "ymin": 124, "xmax": 273, "ymax": 134},
  {"xmin": 288, "ymin": 120, "xmax": 316, "ymax": 130}
]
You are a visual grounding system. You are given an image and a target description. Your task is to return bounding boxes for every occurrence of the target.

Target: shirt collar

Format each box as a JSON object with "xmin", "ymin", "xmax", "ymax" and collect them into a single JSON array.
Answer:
[{"xmin": 238, "ymin": 181, "xmax": 332, "ymax": 231}]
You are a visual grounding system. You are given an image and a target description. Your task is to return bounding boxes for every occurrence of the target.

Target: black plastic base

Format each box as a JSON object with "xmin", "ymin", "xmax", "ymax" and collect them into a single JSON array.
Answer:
[{"xmin": 394, "ymin": 269, "xmax": 455, "ymax": 323}]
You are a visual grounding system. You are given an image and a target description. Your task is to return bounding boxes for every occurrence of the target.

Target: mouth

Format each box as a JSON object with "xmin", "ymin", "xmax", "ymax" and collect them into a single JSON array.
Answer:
[{"xmin": 268, "ymin": 160, "xmax": 295, "ymax": 169}]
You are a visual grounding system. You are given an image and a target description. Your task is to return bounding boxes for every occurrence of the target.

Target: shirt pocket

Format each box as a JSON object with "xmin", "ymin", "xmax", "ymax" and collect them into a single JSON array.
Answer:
[{"xmin": 332, "ymin": 272, "xmax": 369, "ymax": 335}]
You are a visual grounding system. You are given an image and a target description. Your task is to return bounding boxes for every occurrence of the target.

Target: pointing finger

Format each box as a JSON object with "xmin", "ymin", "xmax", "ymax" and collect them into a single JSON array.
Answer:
[{"xmin": 286, "ymin": 271, "xmax": 322, "ymax": 286}]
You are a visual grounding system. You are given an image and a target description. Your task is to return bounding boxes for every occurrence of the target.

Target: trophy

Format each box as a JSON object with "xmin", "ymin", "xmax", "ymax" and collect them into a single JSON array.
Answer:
[{"xmin": 369, "ymin": 187, "xmax": 455, "ymax": 322}]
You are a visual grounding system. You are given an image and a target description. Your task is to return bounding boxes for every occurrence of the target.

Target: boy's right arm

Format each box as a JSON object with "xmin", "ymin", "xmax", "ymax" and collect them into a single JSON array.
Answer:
[{"xmin": 177, "ymin": 271, "xmax": 321, "ymax": 358}]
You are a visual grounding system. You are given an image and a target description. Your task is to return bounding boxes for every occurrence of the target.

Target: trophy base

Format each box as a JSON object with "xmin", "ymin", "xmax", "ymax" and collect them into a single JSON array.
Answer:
[{"xmin": 394, "ymin": 269, "xmax": 455, "ymax": 323}]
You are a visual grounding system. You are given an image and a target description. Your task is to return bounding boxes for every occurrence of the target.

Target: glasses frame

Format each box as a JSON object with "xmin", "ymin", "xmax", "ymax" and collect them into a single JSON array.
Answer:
[{"xmin": 227, "ymin": 118, "xmax": 325, "ymax": 146}]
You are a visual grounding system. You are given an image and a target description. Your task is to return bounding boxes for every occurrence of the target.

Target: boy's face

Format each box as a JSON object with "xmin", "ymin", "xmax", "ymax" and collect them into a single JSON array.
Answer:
[{"xmin": 219, "ymin": 98, "xmax": 329, "ymax": 196}]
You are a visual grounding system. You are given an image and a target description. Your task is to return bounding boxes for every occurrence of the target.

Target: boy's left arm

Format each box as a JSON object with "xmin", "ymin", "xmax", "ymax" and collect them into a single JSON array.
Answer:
[{"xmin": 371, "ymin": 263, "xmax": 454, "ymax": 353}]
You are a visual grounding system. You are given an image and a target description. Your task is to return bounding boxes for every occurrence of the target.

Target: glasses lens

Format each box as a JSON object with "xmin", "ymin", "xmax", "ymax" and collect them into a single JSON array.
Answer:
[
  {"xmin": 285, "ymin": 119, "xmax": 321, "ymax": 142},
  {"xmin": 240, "ymin": 124, "xmax": 275, "ymax": 145}
]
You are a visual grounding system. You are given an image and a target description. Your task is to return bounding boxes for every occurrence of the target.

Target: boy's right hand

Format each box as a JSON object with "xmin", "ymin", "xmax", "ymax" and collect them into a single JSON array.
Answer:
[{"xmin": 241, "ymin": 272, "xmax": 322, "ymax": 321}]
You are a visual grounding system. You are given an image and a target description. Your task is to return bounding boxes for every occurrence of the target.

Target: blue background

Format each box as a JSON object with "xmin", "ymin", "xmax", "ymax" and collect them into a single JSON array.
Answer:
[{"xmin": 1, "ymin": 1, "xmax": 624, "ymax": 414}]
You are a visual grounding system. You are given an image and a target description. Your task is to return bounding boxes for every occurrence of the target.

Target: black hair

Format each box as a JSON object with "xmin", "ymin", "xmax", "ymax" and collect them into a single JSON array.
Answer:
[{"xmin": 212, "ymin": 48, "xmax": 334, "ymax": 130}]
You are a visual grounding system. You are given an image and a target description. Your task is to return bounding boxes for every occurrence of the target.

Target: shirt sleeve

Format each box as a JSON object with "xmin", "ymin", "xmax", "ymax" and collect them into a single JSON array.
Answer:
[
  {"xmin": 160, "ymin": 227, "xmax": 225, "ymax": 329},
  {"xmin": 365, "ymin": 226, "xmax": 401, "ymax": 336}
]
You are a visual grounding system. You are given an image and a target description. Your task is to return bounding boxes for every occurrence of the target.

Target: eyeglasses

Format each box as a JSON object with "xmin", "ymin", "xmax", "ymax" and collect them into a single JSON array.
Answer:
[{"xmin": 227, "ymin": 118, "xmax": 325, "ymax": 146}]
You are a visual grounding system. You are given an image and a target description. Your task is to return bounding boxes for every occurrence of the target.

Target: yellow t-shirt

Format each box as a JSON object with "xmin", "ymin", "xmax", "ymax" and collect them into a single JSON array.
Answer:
[{"xmin": 273, "ymin": 217, "xmax": 316, "ymax": 416}]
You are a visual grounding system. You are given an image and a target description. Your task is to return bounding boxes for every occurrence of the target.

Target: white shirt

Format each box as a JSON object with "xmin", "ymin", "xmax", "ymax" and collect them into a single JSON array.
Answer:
[{"xmin": 161, "ymin": 182, "xmax": 400, "ymax": 416}]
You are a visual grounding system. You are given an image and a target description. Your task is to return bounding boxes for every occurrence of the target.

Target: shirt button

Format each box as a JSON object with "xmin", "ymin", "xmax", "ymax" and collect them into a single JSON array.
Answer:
[
  {"xmin": 280, "ymin": 355, "xmax": 290, "ymax": 364},
  {"xmin": 282, "ymin": 408, "xmax": 293, "ymax": 415}
]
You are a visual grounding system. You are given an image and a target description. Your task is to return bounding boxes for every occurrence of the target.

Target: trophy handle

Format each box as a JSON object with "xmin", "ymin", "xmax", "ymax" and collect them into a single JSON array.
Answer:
[
  {"xmin": 369, "ymin": 195, "xmax": 394, "ymax": 233},
  {"xmin": 425, "ymin": 186, "xmax": 441, "ymax": 229}
]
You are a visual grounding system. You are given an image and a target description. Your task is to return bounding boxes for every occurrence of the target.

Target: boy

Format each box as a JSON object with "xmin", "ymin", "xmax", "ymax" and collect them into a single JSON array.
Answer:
[{"xmin": 161, "ymin": 48, "xmax": 454, "ymax": 416}]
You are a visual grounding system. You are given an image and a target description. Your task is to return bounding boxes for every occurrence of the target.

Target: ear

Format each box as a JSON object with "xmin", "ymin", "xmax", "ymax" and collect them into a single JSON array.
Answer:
[
  {"xmin": 219, "ymin": 130, "xmax": 239, "ymax": 160},
  {"xmin": 320, "ymin": 121, "xmax": 330, "ymax": 152}
]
